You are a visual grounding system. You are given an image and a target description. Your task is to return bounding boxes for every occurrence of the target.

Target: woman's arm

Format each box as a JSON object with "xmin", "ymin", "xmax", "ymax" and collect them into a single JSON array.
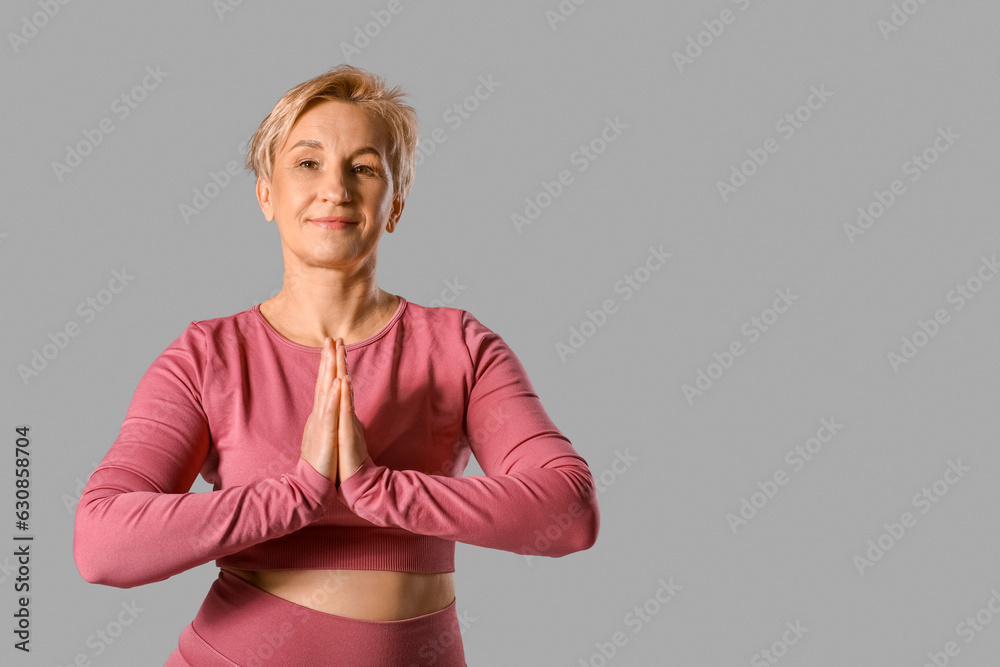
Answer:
[
  {"xmin": 73, "ymin": 323, "xmax": 335, "ymax": 588},
  {"xmin": 336, "ymin": 311, "xmax": 600, "ymax": 557}
]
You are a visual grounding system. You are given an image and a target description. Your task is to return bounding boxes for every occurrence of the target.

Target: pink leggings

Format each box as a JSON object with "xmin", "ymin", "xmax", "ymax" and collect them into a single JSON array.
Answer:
[{"xmin": 164, "ymin": 570, "xmax": 467, "ymax": 666}]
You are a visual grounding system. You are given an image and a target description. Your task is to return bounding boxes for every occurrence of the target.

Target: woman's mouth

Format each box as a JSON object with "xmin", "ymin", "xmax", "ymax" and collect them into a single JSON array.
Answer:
[{"xmin": 310, "ymin": 217, "xmax": 358, "ymax": 230}]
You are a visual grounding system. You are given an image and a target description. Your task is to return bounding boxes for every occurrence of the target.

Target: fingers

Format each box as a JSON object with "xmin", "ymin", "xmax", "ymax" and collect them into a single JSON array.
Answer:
[
  {"xmin": 330, "ymin": 338, "xmax": 351, "ymax": 432},
  {"xmin": 339, "ymin": 374, "xmax": 353, "ymax": 426},
  {"xmin": 316, "ymin": 337, "xmax": 343, "ymax": 412},
  {"xmin": 314, "ymin": 337, "xmax": 351, "ymax": 421},
  {"xmin": 302, "ymin": 337, "xmax": 347, "ymax": 481},
  {"xmin": 325, "ymin": 339, "xmax": 341, "ymax": 416},
  {"xmin": 330, "ymin": 376, "xmax": 341, "ymax": 430},
  {"xmin": 336, "ymin": 337, "xmax": 348, "ymax": 382},
  {"xmin": 336, "ymin": 337, "xmax": 356, "ymax": 406},
  {"xmin": 334, "ymin": 337, "xmax": 354, "ymax": 414},
  {"xmin": 313, "ymin": 337, "xmax": 329, "ymax": 407},
  {"xmin": 336, "ymin": 340, "xmax": 352, "ymax": 434}
]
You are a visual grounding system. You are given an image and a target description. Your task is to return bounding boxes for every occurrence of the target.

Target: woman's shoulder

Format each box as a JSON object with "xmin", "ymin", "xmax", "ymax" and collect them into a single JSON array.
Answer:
[
  {"xmin": 401, "ymin": 298, "xmax": 501, "ymax": 338},
  {"xmin": 404, "ymin": 301, "xmax": 522, "ymax": 375},
  {"xmin": 157, "ymin": 305, "xmax": 262, "ymax": 355},
  {"xmin": 179, "ymin": 305, "xmax": 257, "ymax": 337}
]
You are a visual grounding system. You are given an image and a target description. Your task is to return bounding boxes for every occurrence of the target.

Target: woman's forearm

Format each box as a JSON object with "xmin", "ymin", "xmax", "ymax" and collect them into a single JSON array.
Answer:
[{"xmin": 73, "ymin": 458, "xmax": 333, "ymax": 588}]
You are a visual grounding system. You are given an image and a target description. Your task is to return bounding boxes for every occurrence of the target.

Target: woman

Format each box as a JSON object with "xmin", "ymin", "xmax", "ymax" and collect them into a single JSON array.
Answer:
[{"xmin": 73, "ymin": 64, "xmax": 600, "ymax": 666}]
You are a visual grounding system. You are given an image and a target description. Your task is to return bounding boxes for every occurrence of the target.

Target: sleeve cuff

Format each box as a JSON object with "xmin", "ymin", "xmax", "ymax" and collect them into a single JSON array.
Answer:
[
  {"xmin": 286, "ymin": 458, "xmax": 336, "ymax": 507},
  {"xmin": 336, "ymin": 454, "xmax": 382, "ymax": 512}
]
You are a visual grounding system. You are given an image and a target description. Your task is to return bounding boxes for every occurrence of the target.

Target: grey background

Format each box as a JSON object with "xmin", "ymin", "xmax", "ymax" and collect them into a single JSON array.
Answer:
[{"xmin": 3, "ymin": 0, "xmax": 999, "ymax": 664}]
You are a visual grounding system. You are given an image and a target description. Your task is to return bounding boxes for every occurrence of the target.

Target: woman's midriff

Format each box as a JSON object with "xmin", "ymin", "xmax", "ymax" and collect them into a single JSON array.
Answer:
[{"xmin": 219, "ymin": 568, "xmax": 455, "ymax": 621}]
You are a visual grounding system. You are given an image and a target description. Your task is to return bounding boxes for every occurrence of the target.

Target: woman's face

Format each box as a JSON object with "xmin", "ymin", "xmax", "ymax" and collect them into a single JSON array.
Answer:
[{"xmin": 256, "ymin": 99, "xmax": 403, "ymax": 276}]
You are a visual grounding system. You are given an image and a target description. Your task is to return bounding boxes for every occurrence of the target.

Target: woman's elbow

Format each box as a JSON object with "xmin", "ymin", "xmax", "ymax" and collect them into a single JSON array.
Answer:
[
  {"xmin": 73, "ymin": 541, "xmax": 113, "ymax": 586},
  {"xmin": 541, "ymin": 478, "xmax": 601, "ymax": 557},
  {"xmin": 73, "ymin": 532, "xmax": 120, "ymax": 587},
  {"xmin": 73, "ymin": 514, "xmax": 139, "ymax": 588},
  {"xmin": 566, "ymin": 488, "xmax": 600, "ymax": 554},
  {"xmin": 73, "ymin": 547, "xmax": 145, "ymax": 588},
  {"xmin": 569, "ymin": 465, "xmax": 601, "ymax": 552}
]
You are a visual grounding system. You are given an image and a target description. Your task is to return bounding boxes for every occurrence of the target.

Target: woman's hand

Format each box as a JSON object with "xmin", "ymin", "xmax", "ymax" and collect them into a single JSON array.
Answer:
[
  {"xmin": 298, "ymin": 337, "xmax": 341, "ymax": 481},
  {"xmin": 299, "ymin": 337, "xmax": 370, "ymax": 485},
  {"xmin": 333, "ymin": 337, "xmax": 369, "ymax": 485}
]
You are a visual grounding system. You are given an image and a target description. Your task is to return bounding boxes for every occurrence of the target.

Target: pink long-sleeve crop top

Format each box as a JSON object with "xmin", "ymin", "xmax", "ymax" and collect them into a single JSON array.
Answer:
[{"xmin": 73, "ymin": 296, "xmax": 600, "ymax": 588}]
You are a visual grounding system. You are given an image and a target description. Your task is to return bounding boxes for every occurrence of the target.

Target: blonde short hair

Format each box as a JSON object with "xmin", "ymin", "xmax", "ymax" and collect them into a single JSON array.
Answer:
[{"xmin": 245, "ymin": 65, "xmax": 419, "ymax": 201}]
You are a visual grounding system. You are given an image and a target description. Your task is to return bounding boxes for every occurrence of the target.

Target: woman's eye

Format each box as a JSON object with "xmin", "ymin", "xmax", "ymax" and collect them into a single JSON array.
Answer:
[
  {"xmin": 353, "ymin": 164, "xmax": 375, "ymax": 174},
  {"xmin": 298, "ymin": 160, "xmax": 318, "ymax": 169}
]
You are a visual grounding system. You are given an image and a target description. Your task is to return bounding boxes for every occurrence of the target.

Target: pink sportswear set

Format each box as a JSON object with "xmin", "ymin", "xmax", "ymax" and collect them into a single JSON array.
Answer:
[{"xmin": 73, "ymin": 296, "xmax": 600, "ymax": 666}]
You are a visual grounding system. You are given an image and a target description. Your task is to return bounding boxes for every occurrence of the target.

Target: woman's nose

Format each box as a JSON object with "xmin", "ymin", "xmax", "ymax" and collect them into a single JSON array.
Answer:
[{"xmin": 321, "ymin": 166, "xmax": 351, "ymax": 203}]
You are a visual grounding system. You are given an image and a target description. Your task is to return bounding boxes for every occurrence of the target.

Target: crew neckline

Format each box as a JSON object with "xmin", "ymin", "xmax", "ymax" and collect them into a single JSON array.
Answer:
[{"xmin": 251, "ymin": 295, "xmax": 407, "ymax": 352}]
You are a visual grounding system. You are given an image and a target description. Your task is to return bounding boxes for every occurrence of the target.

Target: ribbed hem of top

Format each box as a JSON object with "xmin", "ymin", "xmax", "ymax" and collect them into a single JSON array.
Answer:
[{"xmin": 215, "ymin": 525, "xmax": 455, "ymax": 573}]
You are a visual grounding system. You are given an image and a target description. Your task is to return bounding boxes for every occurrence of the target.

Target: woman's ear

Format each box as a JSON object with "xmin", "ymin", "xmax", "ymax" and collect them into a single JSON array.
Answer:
[
  {"xmin": 256, "ymin": 177, "xmax": 275, "ymax": 222},
  {"xmin": 387, "ymin": 195, "xmax": 405, "ymax": 232}
]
